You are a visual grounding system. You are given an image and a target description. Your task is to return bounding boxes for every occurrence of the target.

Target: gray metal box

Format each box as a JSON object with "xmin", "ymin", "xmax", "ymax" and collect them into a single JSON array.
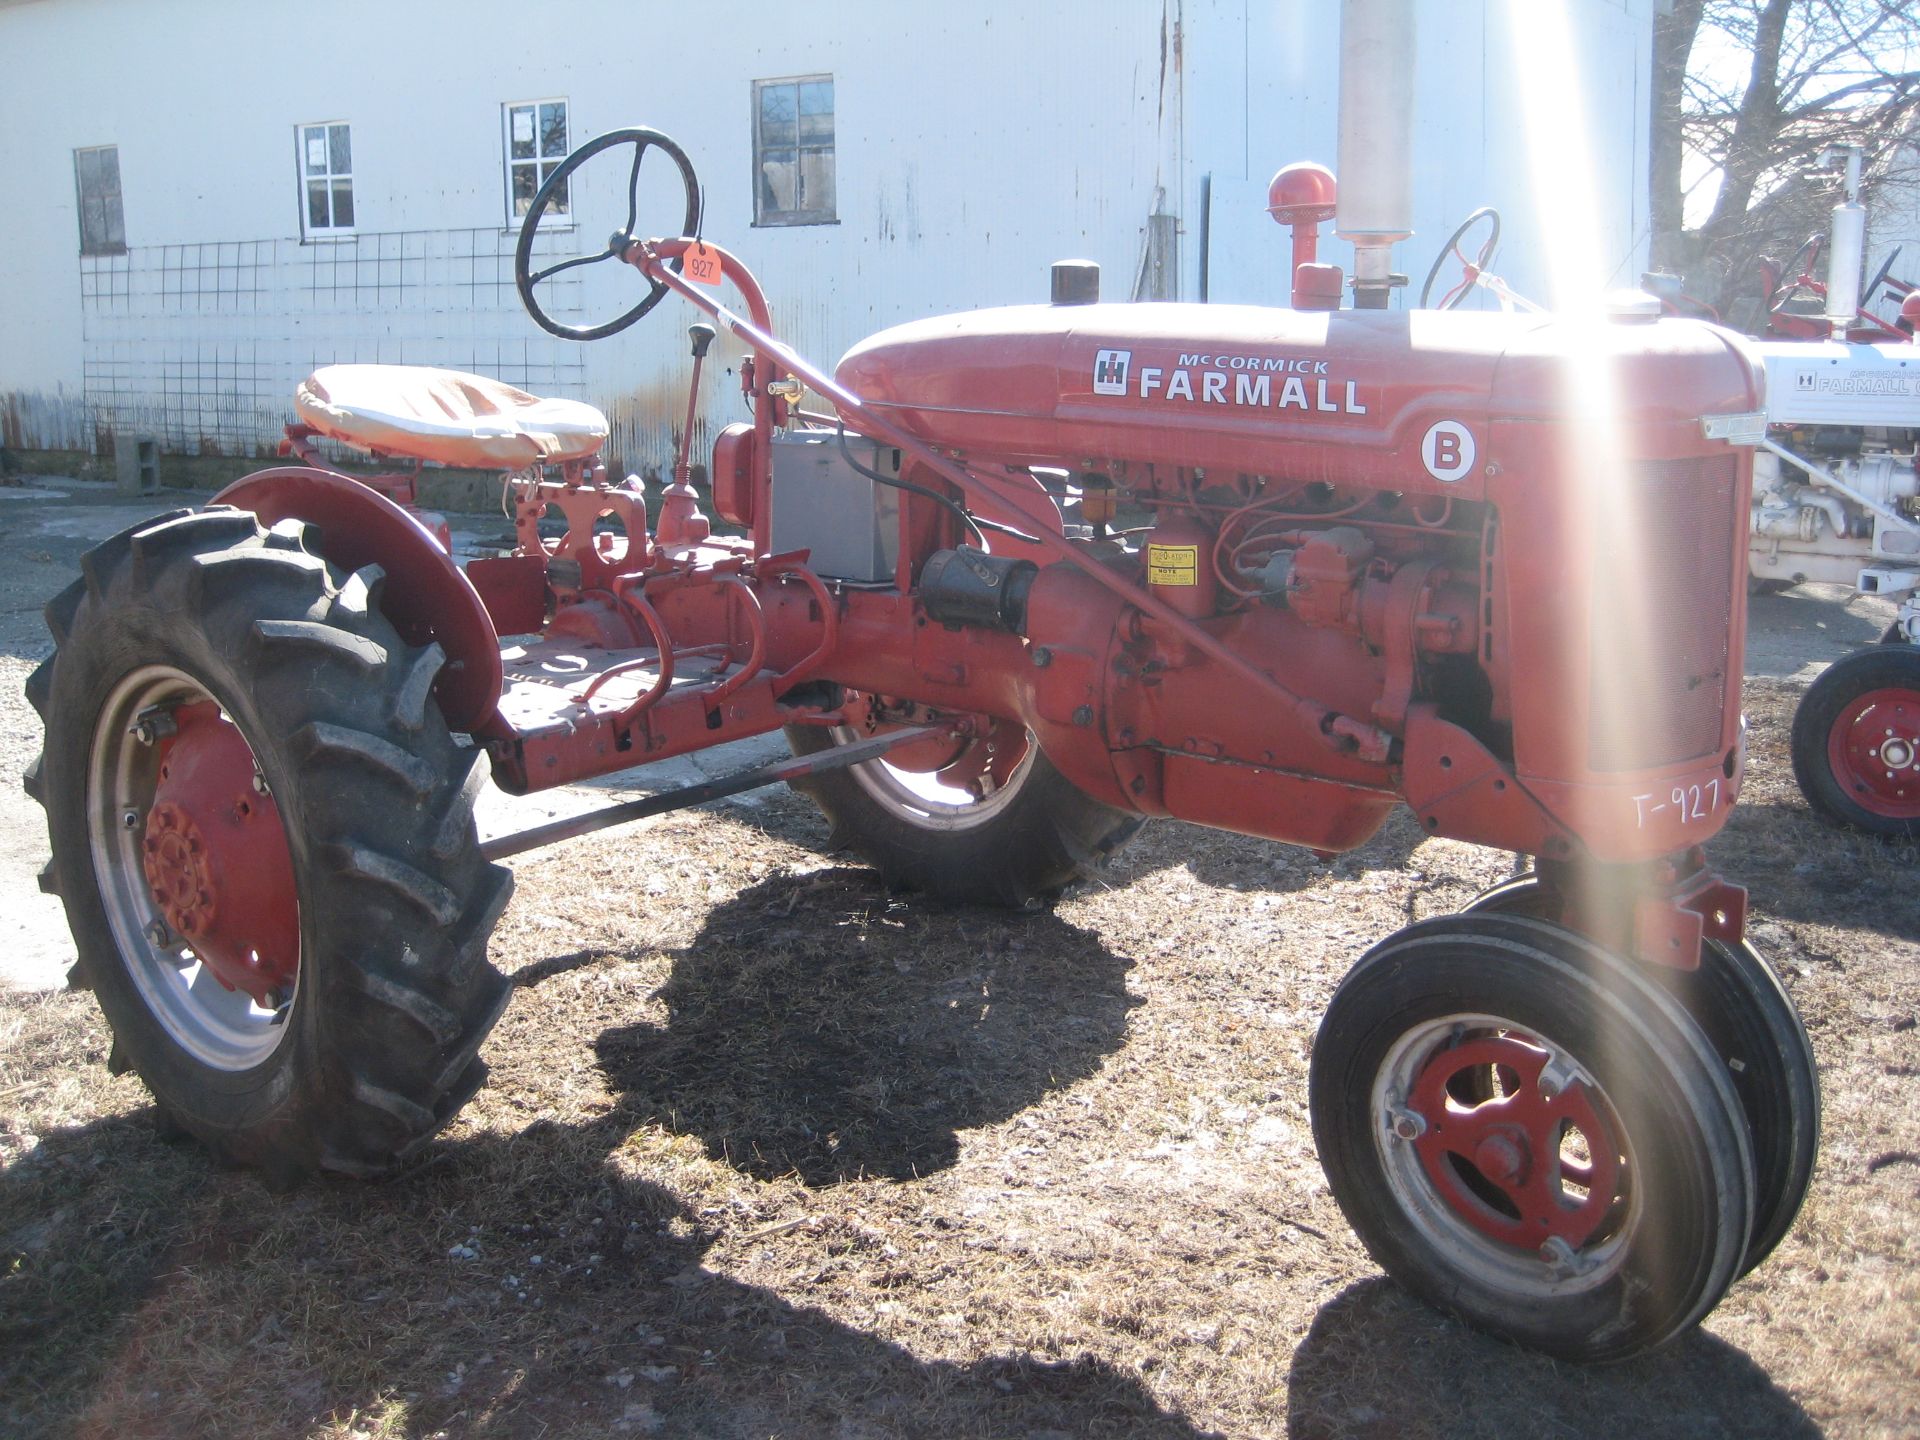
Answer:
[{"xmin": 768, "ymin": 431, "xmax": 901, "ymax": 582}]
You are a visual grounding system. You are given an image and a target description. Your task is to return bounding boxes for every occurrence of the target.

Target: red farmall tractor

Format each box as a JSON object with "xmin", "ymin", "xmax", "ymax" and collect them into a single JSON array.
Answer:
[{"xmin": 26, "ymin": 68, "xmax": 1818, "ymax": 1364}]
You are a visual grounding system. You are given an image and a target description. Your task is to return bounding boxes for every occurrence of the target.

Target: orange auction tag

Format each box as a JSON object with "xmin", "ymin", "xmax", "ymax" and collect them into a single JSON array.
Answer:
[{"xmin": 684, "ymin": 242, "xmax": 724, "ymax": 287}]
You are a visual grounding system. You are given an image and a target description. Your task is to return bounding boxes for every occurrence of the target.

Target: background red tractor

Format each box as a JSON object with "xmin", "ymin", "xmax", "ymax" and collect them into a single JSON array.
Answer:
[{"xmin": 24, "ymin": 2, "xmax": 1817, "ymax": 1364}]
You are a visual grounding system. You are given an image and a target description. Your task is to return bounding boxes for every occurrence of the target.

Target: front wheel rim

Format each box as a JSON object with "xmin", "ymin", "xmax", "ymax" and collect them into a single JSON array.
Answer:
[
  {"xmin": 88, "ymin": 665, "xmax": 301, "ymax": 1071},
  {"xmin": 1371, "ymin": 1012, "xmax": 1639, "ymax": 1297},
  {"xmin": 1826, "ymin": 684, "xmax": 1920, "ymax": 819}
]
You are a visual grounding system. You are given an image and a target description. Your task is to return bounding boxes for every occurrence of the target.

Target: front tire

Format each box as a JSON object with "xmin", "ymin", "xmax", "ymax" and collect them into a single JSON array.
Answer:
[
  {"xmin": 1790, "ymin": 644, "xmax": 1920, "ymax": 839},
  {"xmin": 1465, "ymin": 874, "xmax": 1818, "ymax": 1275},
  {"xmin": 1309, "ymin": 915, "xmax": 1754, "ymax": 1362},
  {"xmin": 784, "ymin": 698, "xmax": 1142, "ymax": 907},
  {"xmin": 26, "ymin": 509, "xmax": 514, "ymax": 1180}
]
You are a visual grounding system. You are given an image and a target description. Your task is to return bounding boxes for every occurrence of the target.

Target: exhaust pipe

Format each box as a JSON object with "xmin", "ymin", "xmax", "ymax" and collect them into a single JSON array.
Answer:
[
  {"xmin": 1336, "ymin": 0, "xmax": 1415, "ymax": 309},
  {"xmin": 1822, "ymin": 145, "xmax": 1866, "ymax": 336}
]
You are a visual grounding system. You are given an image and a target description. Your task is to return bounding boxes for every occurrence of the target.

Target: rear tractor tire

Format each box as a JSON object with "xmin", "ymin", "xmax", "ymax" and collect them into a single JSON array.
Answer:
[
  {"xmin": 1309, "ymin": 915, "xmax": 1755, "ymax": 1362},
  {"xmin": 1790, "ymin": 643, "xmax": 1920, "ymax": 840},
  {"xmin": 25, "ymin": 508, "xmax": 514, "ymax": 1180},
  {"xmin": 784, "ymin": 695, "xmax": 1143, "ymax": 907}
]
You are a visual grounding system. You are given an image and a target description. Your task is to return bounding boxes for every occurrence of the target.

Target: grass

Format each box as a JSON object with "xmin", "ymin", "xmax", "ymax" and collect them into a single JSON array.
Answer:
[{"xmin": 0, "ymin": 680, "xmax": 1915, "ymax": 1439}]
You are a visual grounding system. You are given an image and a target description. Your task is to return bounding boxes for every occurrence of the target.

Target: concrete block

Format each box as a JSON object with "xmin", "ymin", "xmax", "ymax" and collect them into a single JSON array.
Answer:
[{"xmin": 114, "ymin": 433, "xmax": 160, "ymax": 497}]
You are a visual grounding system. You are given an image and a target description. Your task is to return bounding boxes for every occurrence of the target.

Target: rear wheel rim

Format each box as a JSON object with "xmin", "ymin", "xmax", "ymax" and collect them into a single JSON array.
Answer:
[
  {"xmin": 836, "ymin": 711, "xmax": 1037, "ymax": 832},
  {"xmin": 88, "ymin": 665, "xmax": 300, "ymax": 1071},
  {"xmin": 1826, "ymin": 684, "xmax": 1920, "ymax": 819},
  {"xmin": 1372, "ymin": 1011, "xmax": 1639, "ymax": 1296}
]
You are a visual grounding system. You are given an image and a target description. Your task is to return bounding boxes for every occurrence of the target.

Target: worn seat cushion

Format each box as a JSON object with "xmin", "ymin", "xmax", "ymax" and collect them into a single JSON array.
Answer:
[{"xmin": 294, "ymin": 364, "xmax": 608, "ymax": 469}]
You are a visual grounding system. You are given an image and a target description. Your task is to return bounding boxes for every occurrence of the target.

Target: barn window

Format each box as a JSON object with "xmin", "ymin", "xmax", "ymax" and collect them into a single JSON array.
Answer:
[
  {"xmin": 297, "ymin": 122, "xmax": 354, "ymax": 236},
  {"xmin": 505, "ymin": 99, "xmax": 570, "ymax": 223},
  {"xmin": 753, "ymin": 76, "xmax": 835, "ymax": 226},
  {"xmin": 74, "ymin": 146, "xmax": 126, "ymax": 256}
]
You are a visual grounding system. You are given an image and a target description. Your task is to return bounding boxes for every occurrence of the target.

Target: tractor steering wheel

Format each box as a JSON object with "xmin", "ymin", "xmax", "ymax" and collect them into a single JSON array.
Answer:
[
  {"xmin": 514, "ymin": 127, "xmax": 702, "ymax": 342},
  {"xmin": 1862, "ymin": 244, "xmax": 1902, "ymax": 311},
  {"xmin": 1767, "ymin": 233, "xmax": 1824, "ymax": 314},
  {"xmin": 1420, "ymin": 207, "xmax": 1501, "ymax": 310}
]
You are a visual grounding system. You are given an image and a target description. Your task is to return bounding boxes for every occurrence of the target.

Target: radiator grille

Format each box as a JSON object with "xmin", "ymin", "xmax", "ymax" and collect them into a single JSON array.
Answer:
[{"xmin": 1588, "ymin": 456, "xmax": 1737, "ymax": 772}]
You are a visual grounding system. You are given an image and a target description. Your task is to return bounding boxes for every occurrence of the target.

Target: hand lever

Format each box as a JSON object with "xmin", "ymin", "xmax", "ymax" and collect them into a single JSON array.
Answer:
[{"xmin": 661, "ymin": 323, "xmax": 719, "ymax": 546}]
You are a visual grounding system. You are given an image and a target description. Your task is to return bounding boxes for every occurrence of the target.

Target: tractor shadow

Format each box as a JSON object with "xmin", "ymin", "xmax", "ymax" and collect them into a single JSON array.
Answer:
[
  {"xmin": 1285, "ymin": 1278, "xmax": 1817, "ymax": 1440},
  {"xmin": 590, "ymin": 865, "xmax": 1144, "ymax": 1185},
  {"xmin": 0, "ymin": 1106, "xmax": 1217, "ymax": 1439}
]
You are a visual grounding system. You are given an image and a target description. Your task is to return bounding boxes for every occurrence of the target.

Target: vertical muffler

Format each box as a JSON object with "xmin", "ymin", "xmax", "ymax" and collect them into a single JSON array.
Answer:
[{"xmin": 1336, "ymin": 0, "xmax": 1415, "ymax": 309}]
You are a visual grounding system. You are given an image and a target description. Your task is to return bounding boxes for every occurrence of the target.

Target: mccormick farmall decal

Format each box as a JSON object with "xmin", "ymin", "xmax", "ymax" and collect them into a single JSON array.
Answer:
[{"xmin": 1092, "ymin": 348, "xmax": 1369, "ymax": 415}]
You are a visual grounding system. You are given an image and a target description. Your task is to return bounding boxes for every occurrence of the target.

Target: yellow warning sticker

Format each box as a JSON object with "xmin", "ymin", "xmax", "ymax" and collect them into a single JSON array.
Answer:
[{"xmin": 1147, "ymin": 543, "xmax": 1200, "ymax": 586}]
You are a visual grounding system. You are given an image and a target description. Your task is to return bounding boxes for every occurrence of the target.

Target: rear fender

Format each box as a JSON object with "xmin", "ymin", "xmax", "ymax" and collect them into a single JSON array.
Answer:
[{"xmin": 214, "ymin": 467, "xmax": 504, "ymax": 730}]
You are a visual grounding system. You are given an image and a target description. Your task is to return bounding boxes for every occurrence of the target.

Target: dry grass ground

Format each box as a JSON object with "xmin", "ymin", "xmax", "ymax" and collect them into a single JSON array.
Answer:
[{"xmin": 1, "ymin": 664, "xmax": 1915, "ymax": 1438}]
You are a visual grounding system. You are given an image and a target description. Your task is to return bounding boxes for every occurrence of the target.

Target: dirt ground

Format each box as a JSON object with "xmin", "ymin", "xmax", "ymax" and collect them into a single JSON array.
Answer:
[{"xmin": 1, "ymin": 480, "xmax": 1915, "ymax": 1439}]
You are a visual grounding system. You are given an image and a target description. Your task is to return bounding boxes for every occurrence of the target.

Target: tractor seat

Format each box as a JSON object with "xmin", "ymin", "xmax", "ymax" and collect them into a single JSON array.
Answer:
[{"xmin": 294, "ymin": 364, "xmax": 608, "ymax": 470}]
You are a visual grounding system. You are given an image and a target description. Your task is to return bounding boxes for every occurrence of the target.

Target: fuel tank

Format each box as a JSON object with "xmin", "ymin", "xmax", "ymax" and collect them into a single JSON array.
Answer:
[{"xmin": 836, "ymin": 303, "xmax": 1764, "ymax": 496}]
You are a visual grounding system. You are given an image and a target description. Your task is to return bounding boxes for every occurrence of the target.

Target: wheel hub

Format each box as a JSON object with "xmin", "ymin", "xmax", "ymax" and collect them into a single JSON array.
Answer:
[
  {"xmin": 139, "ymin": 702, "xmax": 299, "ymax": 1003},
  {"xmin": 1403, "ymin": 1032, "xmax": 1622, "ymax": 1251},
  {"xmin": 143, "ymin": 802, "xmax": 216, "ymax": 937},
  {"xmin": 1829, "ymin": 685, "xmax": 1920, "ymax": 817}
]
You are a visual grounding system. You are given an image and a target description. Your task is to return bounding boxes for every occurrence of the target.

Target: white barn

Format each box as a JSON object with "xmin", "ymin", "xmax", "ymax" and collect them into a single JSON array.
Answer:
[{"xmin": 0, "ymin": 0, "xmax": 1659, "ymax": 481}]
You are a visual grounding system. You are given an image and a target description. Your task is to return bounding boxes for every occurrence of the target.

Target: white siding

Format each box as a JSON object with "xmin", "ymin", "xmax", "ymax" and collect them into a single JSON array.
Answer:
[{"xmin": 0, "ymin": 0, "xmax": 1654, "ymax": 473}]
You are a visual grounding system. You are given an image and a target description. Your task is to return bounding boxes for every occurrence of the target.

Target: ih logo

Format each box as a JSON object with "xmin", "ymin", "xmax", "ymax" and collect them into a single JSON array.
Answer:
[
  {"xmin": 1795, "ymin": 370, "xmax": 1815, "ymax": 392},
  {"xmin": 1092, "ymin": 349, "xmax": 1132, "ymax": 396}
]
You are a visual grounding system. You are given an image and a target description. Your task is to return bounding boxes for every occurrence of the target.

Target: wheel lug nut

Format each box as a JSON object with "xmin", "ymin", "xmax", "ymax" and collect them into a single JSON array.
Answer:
[
  {"xmin": 145, "ymin": 920, "xmax": 171, "ymax": 947},
  {"xmin": 1387, "ymin": 1106, "xmax": 1426, "ymax": 1141},
  {"xmin": 122, "ymin": 809, "xmax": 141, "ymax": 830}
]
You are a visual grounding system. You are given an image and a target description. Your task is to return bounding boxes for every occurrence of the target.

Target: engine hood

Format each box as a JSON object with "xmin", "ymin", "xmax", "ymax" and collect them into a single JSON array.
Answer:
[
  {"xmin": 1750, "ymin": 337, "xmax": 1920, "ymax": 429},
  {"xmin": 836, "ymin": 302, "xmax": 1764, "ymax": 498}
]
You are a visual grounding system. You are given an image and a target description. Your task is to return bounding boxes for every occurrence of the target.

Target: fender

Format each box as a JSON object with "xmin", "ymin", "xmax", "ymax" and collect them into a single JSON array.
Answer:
[{"xmin": 214, "ymin": 467, "xmax": 504, "ymax": 730}]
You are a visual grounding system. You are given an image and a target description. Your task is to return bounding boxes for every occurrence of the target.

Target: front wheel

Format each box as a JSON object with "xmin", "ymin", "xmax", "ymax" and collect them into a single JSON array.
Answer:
[
  {"xmin": 1790, "ymin": 644, "xmax": 1920, "ymax": 839},
  {"xmin": 784, "ymin": 698, "xmax": 1142, "ymax": 907},
  {"xmin": 1464, "ymin": 874, "xmax": 1818, "ymax": 1276},
  {"xmin": 1309, "ymin": 915, "xmax": 1754, "ymax": 1362},
  {"xmin": 27, "ymin": 509, "xmax": 514, "ymax": 1180}
]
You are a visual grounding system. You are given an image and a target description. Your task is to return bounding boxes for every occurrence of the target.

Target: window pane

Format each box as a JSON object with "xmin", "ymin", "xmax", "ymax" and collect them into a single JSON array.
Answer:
[
  {"xmin": 97, "ymin": 146, "xmax": 121, "ymax": 195},
  {"xmin": 759, "ymin": 151, "xmax": 797, "ymax": 214},
  {"xmin": 799, "ymin": 80, "xmax": 832, "ymax": 117},
  {"xmin": 759, "ymin": 85, "xmax": 796, "ymax": 146},
  {"xmin": 308, "ymin": 180, "xmax": 330, "ymax": 228},
  {"xmin": 332, "ymin": 180, "xmax": 354, "ymax": 228},
  {"xmin": 511, "ymin": 163, "xmax": 537, "ymax": 215},
  {"xmin": 509, "ymin": 106, "xmax": 536, "ymax": 160},
  {"xmin": 799, "ymin": 149, "xmax": 835, "ymax": 214},
  {"xmin": 77, "ymin": 148, "xmax": 100, "ymax": 188},
  {"xmin": 104, "ymin": 198, "xmax": 125, "ymax": 248},
  {"xmin": 329, "ymin": 124, "xmax": 351, "ymax": 177},
  {"xmin": 80, "ymin": 195, "xmax": 104, "ymax": 248},
  {"xmin": 799, "ymin": 110, "xmax": 833, "ymax": 143},
  {"xmin": 546, "ymin": 170, "xmax": 568, "ymax": 214},
  {"xmin": 539, "ymin": 102, "xmax": 567, "ymax": 158}
]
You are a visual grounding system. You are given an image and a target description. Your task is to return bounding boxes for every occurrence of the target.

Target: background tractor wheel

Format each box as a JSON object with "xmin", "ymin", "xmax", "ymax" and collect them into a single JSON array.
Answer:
[
  {"xmin": 1790, "ymin": 644, "xmax": 1920, "ymax": 839},
  {"xmin": 1465, "ymin": 874, "xmax": 1819, "ymax": 1275},
  {"xmin": 1308, "ymin": 914, "xmax": 1754, "ymax": 1362},
  {"xmin": 785, "ymin": 697, "xmax": 1142, "ymax": 907},
  {"xmin": 25, "ymin": 508, "xmax": 513, "ymax": 1181}
]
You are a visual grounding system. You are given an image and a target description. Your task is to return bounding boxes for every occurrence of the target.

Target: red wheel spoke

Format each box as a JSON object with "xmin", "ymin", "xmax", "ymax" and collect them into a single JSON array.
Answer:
[{"xmin": 1405, "ymin": 1031, "xmax": 1624, "ymax": 1250}]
